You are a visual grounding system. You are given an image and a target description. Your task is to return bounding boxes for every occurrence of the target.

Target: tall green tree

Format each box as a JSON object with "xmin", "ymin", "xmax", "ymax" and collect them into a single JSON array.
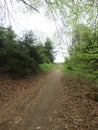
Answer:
[
  {"xmin": 67, "ymin": 24, "xmax": 98, "ymax": 79},
  {"xmin": 44, "ymin": 38, "xmax": 54, "ymax": 63}
]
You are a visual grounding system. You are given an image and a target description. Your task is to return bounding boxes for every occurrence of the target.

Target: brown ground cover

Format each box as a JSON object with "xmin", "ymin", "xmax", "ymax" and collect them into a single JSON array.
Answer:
[{"xmin": 0, "ymin": 69, "xmax": 98, "ymax": 130}]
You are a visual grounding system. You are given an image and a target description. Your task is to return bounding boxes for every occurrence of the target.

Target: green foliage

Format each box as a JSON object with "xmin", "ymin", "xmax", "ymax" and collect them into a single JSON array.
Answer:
[
  {"xmin": 39, "ymin": 63, "xmax": 55, "ymax": 72},
  {"xmin": 35, "ymin": 44, "xmax": 46, "ymax": 64},
  {"xmin": 0, "ymin": 28, "xmax": 54, "ymax": 77},
  {"xmin": 44, "ymin": 38, "xmax": 54, "ymax": 63},
  {"xmin": 65, "ymin": 24, "xmax": 98, "ymax": 80},
  {"xmin": 35, "ymin": 38, "xmax": 54, "ymax": 64},
  {"xmin": 63, "ymin": 64, "xmax": 97, "ymax": 80}
]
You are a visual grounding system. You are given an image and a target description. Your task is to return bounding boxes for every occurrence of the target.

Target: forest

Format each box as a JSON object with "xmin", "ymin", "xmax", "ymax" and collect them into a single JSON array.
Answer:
[
  {"xmin": 0, "ymin": 1, "xmax": 98, "ymax": 129},
  {"xmin": 0, "ymin": 0, "xmax": 98, "ymax": 80},
  {"xmin": 65, "ymin": 23, "xmax": 98, "ymax": 80},
  {"xmin": 0, "ymin": 27, "xmax": 54, "ymax": 77}
]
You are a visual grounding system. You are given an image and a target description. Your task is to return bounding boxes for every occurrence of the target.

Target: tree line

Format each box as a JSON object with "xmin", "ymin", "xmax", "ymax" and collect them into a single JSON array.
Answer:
[
  {"xmin": 0, "ymin": 0, "xmax": 98, "ymax": 80},
  {"xmin": 0, "ymin": 27, "xmax": 54, "ymax": 77},
  {"xmin": 65, "ymin": 24, "xmax": 98, "ymax": 80}
]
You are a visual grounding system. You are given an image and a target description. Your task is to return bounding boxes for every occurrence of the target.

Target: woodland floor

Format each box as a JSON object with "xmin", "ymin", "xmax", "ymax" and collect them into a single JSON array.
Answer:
[{"xmin": 0, "ymin": 65, "xmax": 98, "ymax": 130}]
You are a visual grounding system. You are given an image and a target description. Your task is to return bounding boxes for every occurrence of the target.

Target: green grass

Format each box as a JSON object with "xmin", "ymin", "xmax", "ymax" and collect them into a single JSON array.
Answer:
[
  {"xmin": 39, "ymin": 63, "xmax": 56, "ymax": 72},
  {"xmin": 63, "ymin": 64, "xmax": 98, "ymax": 81}
]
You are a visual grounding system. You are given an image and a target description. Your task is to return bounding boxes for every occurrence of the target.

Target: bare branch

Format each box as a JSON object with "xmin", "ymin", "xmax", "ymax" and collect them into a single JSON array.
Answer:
[{"xmin": 20, "ymin": 0, "xmax": 40, "ymax": 13}]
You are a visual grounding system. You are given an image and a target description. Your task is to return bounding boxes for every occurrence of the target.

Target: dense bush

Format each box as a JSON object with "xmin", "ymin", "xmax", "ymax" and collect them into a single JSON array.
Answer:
[
  {"xmin": 65, "ymin": 24, "xmax": 98, "ymax": 80},
  {"xmin": 0, "ymin": 28, "xmax": 54, "ymax": 77}
]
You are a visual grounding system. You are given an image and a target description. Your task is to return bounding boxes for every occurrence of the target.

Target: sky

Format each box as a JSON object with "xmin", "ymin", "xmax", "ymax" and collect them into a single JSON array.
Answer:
[{"xmin": 1, "ymin": 0, "xmax": 69, "ymax": 63}]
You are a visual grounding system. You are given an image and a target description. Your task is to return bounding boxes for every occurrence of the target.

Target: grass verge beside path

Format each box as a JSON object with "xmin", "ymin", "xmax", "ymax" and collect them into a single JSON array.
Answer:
[
  {"xmin": 63, "ymin": 64, "xmax": 98, "ymax": 102},
  {"xmin": 39, "ymin": 63, "xmax": 56, "ymax": 72},
  {"xmin": 63, "ymin": 64, "xmax": 98, "ymax": 81}
]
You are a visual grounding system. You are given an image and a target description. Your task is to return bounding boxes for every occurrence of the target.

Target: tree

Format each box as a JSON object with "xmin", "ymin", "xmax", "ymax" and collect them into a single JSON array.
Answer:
[
  {"xmin": 0, "ymin": 27, "xmax": 55, "ymax": 77},
  {"xmin": 67, "ymin": 24, "xmax": 98, "ymax": 79},
  {"xmin": 35, "ymin": 44, "xmax": 46, "ymax": 64},
  {"xmin": 44, "ymin": 38, "xmax": 54, "ymax": 63},
  {"xmin": 0, "ymin": 28, "xmax": 40, "ymax": 76}
]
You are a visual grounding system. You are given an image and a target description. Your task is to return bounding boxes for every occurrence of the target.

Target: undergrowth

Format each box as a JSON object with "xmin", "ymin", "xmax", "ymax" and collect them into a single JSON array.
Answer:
[
  {"xmin": 39, "ymin": 63, "xmax": 55, "ymax": 72},
  {"xmin": 63, "ymin": 64, "xmax": 98, "ymax": 81}
]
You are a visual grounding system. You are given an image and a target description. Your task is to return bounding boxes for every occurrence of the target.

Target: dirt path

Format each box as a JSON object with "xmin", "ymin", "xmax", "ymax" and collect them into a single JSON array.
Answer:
[
  {"xmin": 0, "ymin": 66, "xmax": 98, "ymax": 130},
  {"xmin": 14, "ymin": 69, "xmax": 64, "ymax": 130},
  {"xmin": 0, "ymin": 68, "xmax": 64, "ymax": 130}
]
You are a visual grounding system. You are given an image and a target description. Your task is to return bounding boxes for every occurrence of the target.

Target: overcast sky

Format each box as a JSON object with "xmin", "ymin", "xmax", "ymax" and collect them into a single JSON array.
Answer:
[{"xmin": 2, "ymin": 0, "xmax": 69, "ymax": 62}]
